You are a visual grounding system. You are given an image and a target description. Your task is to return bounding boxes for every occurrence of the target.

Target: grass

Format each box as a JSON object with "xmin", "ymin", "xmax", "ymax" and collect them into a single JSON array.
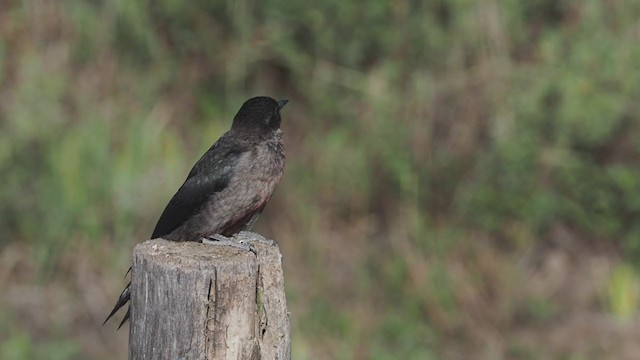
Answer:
[{"xmin": 1, "ymin": 0, "xmax": 640, "ymax": 358}]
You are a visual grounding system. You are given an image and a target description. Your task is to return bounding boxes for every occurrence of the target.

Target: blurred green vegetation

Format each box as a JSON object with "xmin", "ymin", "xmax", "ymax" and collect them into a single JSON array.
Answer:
[{"xmin": 1, "ymin": 0, "xmax": 640, "ymax": 359}]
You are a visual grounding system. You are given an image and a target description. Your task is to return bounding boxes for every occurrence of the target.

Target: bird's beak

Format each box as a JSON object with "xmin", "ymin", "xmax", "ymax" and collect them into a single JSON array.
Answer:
[{"xmin": 277, "ymin": 99, "xmax": 289, "ymax": 110}]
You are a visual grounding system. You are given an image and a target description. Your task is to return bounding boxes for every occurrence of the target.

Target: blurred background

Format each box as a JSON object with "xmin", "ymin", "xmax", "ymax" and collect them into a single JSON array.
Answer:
[{"xmin": 1, "ymin": 0, "xmax": 640, "ymax": 359}]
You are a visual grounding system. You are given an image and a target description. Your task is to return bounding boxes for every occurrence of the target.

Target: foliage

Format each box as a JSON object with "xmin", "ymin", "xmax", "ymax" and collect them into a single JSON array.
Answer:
[{"xmin": 1, "ymin": 0, "xmax": 639, "ymax": 358}]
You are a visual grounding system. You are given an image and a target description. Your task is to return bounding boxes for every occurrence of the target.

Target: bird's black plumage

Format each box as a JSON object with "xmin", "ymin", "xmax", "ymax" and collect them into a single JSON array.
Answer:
[
  {"xmin": 150, "ymin": 143, "xmax": 246, "ymax": 240},
  {"xmin": 104, "ymin": 96, "xmax": 288, "ymax": 328}
]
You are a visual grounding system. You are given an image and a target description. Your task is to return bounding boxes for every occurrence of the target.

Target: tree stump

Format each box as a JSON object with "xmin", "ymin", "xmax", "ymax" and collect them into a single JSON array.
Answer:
[{"xmin": 128, "ymin": 234, "xmax": 291, "ymax": 360}]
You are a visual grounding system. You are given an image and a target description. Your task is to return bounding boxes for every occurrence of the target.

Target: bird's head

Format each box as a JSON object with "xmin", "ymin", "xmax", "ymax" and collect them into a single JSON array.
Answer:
[{"xmin": 231, "ymin": 96, "xmax": 288, "ymax": 133}]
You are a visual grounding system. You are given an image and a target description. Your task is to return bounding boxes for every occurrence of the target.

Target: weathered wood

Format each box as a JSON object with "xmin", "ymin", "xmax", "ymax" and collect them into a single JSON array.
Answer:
[{"xmin": 128, "ymin": 234, "xmax": 291, "ymax": 360}]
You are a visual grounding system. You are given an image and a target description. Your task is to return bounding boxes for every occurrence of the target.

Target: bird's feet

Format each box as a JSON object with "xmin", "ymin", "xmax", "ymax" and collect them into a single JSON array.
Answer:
[
  {"xmin": 201, "ymin": 232, "xmax": 275, "ymax": 254},
  {"xmin": 235, "ymin": 231, "xmax": 276, "ymax": 246},
  {"xmin": 202, "ymin": 234, "xmax": 256, "ymax": 254}
]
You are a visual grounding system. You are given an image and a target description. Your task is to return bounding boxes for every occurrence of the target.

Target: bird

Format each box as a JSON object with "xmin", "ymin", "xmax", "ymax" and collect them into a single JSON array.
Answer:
[{"xmin": 104, "ymin": 96, "xmax": 288, "ymax": 329}]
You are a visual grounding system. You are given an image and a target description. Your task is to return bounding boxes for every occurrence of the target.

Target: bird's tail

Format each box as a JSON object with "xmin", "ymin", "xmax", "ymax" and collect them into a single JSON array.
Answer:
[{"xmin": 104, "ymin": 279, "xmax": 131, "ymax": 329}]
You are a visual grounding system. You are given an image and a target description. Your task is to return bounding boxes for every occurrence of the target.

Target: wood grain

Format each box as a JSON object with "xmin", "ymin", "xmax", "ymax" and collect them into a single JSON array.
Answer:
[{"xmin": 128, "ymin": 235, "xmax": 290, "ymax": 360}]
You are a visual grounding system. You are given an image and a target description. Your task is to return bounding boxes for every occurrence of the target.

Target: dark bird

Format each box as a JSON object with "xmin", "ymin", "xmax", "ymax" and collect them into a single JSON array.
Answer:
[{"xmin": 104, "ymin": 96, "xmax": 288, "ymax": 328}]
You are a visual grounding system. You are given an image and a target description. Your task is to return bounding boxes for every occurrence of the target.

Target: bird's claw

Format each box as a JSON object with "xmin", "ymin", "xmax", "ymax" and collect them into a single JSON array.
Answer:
[
  {"xmin": 235, "ymin": 231, "xmax": 276, "ymax": 246},
  {"xmin": 201, "ymin": 232, "xmax": 274, "ymax": 255},
  {"xmin": 202, "ymin": 235, "xmax": 257, "ymax": 255}
]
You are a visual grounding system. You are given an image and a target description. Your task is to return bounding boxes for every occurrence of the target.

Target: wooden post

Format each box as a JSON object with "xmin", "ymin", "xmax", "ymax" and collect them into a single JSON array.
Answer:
[{"xmin": 128, "ymin": 234, "xmax": 291, "ymax": 360}]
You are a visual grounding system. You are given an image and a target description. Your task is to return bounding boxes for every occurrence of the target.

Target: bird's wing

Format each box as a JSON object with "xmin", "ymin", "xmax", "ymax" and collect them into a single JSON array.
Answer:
[{"xmin": 151, "ymin": 137, "xmax": 247, "ymax": 239}]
